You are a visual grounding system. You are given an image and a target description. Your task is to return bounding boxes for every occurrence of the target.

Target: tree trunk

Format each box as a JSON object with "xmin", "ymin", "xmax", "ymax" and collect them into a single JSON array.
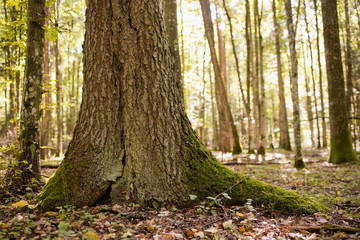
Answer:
[
  {"xmin": 210, "ymin": 65, "xmax": 219, "ymax": 150},
  {"xmin": 55, "ymin": 0, "xmax": 63, "ymax": 157},
  {"xmin": 199, "ymin": 0, "xmax": 242, "ymax": 154},
  {"xmin": 321, "ymin": 0, "xmax": 359, "ymax": 164},
  {"xmin": 162, "ymin": 0, "xmax": 184, "ymax": 104},
  {"xmin": 313, "ymin": 0, "xmax": 328, "ymax": 148},
  {"xmin": 41, "ymin": 5, "xmax": 52, "ymax": 159},
  {"xmin": 284, "ymin": 0, "xmax": 305, "ymax": 169},
  {"xmin": 303, "ymin": 52, "xmax": 315, "ymax": 148},
  {"xmin": 18, "ymin": 0, "xmax": 45, "ymax": 181},
  {"xmin": 304, "ymin": 0, "xmax": 321, "ymax": 148},
  {"xmin": 344, "ymin": 0, "xmax": 352, "ymax": 118},
  {"xmin": 245, "ymin": 0, "xmax": 254, "ymax": 153},
  {"xmin": 38, "ymin": 0, "xmax": 325, "ymax": 214},
  {"xmin": 272, "ymin": 0, "xmax": 291, "ymax": 151}
]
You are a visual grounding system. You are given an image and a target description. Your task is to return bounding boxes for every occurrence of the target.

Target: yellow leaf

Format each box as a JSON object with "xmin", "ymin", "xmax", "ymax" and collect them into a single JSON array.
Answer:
[
  {"xmin": 236, "ymin": 212, "xmax": 244, "ymax": 217},
  {"xmin": 45, "ymin": 211, "xmax": 58, "ymax": 217},
  {"xmin": 83, "ymin": 232, "xmax": 100, "ymax": 240},
  {"xmin": 238, "ymin": 226, "xmax": 246, "ymax": 233},
  {"xmin": 147, "ymin": 225, "xmax": 155, "ymax": 232},
  {"xmin": 12, "ymin": 200, "xmax": 29, "ymax": 208}
]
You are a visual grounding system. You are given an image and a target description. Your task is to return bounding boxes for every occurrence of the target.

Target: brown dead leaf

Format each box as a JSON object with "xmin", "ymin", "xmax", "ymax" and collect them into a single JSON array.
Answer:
[
  {"xmin": 184, "ymin": 229, "xmax": 195, "ymax": 237},
  {"xmin": 0, "ymin": 224, "xmax": 9, "ymax": 229},
  {"xmin": 162, "ymin": 233, "xmax": 172, "ymax": 240},
  {"xmin": 238, "ymin": 226, "xmax": 246, "ymax": 233},
  {"xmin": 147, "ymin": 225, "xmax": 155, "ymax": 232},
  {"xmin": 332, "ymin": 232, "xmax": 346, "ymax": 240}
]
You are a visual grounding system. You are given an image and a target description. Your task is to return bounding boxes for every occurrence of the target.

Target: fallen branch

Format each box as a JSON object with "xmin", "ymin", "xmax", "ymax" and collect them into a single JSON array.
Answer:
[
  {"xmin": 287, "ymin": 223, "xmax": 360, "ymax": 233},
  {"xmin": 41, "ymin": 164, "xmax": 60, "ymax": 169}
]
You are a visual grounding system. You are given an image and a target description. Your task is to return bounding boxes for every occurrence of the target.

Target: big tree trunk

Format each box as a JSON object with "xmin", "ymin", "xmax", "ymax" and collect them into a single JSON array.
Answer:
[
  {"xmin": 18, "ymin": 0, "xmax": 45, "ymax": 181},
  {"xmin": 344, "ymin": 0, "xmax": 352, "ymax": 117},
  {"xmin": 199, "ymin": 0, "xmax": 242, "ymax": 154},
  {"xmin": 321, "ymin": 0, "xmax": 359, "ymax": 164},
  {"xmin": 272, "ymin": 0, "xmax": 291, "ymax": 151},
  {"xmin": 313, "ymin": 0, "xmax": 328, "ymax": 148},
  {"xmin": 284, "ymin": 0, "xmax": 305, "ymax": 169},
  {"xmin": 38, "ymin": 0, "xmax": 326, "ymax": 214}
]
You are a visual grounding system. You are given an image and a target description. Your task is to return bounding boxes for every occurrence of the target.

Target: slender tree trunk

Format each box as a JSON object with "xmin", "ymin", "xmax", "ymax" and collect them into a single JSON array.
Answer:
[
  {"xmin": 200, "ymin": 48, "xmax": 206, "ymax": 143},
  {"xmin": 272, "ymin": 0, "xmax": 291, "ymax": 150},
  {"xmin": 344, "ymin": 0, "xmax": 353, "ymax": 117},
  {"xmin": 55, "ymin": 0, "xmax": 63, "ymax": 157},
  {"xmin": 41, "ymin": 5, "xmax": 52, "ymax": 159},
  {"xmin": 321, "ymin": 0, "xmax": 359, "ymax": 164},
  {"xmin": 210, "ymin": 65, "xmax": 219, "ymax": 150},
  {"xmin": 18, "ymin": 0, "xmax": 45, "ymax": 182},
  {"xmin": 245, "ymin": 0, "xmax": 253, "ymax": 153},
  {"xmin": 313, "ymin": 0, "xmax": 328, "ymax": 148},
  {"xmin": 199, "ymin": 0, "xmax": 242, "ymax": 154},
  {"xmin": 303, "ymin": 50, "xmax": 315, "ymax": 148},
  {"xmin": 38, "ymin": 0, "xmax": 326, "ymax": 215},
  {"xmin": 304, "ymin": 1, "xmax": 321, "ymax": 148},
  {"xmin": 215, "ymin": 2, "xmax": 227, "ymax": 93},
  {"xmin": 284, "ymin": 0, "xmax": 305, "ymax": 169}
]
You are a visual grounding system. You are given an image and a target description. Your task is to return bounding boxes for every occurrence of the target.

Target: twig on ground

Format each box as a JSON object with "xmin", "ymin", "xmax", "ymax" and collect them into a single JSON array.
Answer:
[{"xmin": 287, "ymin": 223, "xmax": 360, "ymax": 233}]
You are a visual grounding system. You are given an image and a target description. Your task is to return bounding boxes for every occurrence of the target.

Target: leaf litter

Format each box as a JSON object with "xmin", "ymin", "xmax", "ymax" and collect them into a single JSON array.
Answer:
[{"xmin": 0, "ymin": 149, "xmax": 359, "ymax": 239}]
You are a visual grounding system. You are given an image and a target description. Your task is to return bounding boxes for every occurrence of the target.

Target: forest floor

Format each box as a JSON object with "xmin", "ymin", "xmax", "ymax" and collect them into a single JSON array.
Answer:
[{"xmin": 0, "ymin": 149, "xmax": 360, "ymax": 239}]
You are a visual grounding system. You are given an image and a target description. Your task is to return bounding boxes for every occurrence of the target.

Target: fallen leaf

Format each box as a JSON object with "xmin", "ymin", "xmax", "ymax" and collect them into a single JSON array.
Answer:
[
  {"xmin": 44, "ymin": 211, "xmax": 58, "ymax": 217},
  {"xmin": 194, "ymin": 231, "xmax": 205, "ymax": 238},
  {"xmin": 236, "ymin": 212, "xmax": 244, "ymax": 218},
  {"xmin": 83, "ymin": 232, "xmax": 100, "ymax": 240},
  {"xmin": 1, "ymin": 224, "xmax": 9, "ymax": 229},
  {"xmin": 332, "ymin": 232, "xmax": 346, "ymax": 240},
  {"xmin": 184, "ymin": 229, "xmax": 195, "ymax": 237},
  {"xmin": 307, "ymin": 233, "xmax": 317, "ymax": 240},
  {"xmin": 238, "ymin": 226, "xmax": 246, "ymax": 233},
  {"xmin": 205, "ymin": 227, "xmax": 218, "ymax": 234},
  {"xmin": 12, "ymin": 200, "xmax": 29, "ymax": 208},
  {"xmin": 162, "ymin": 233, "xmax": 172, "ymax": 240},
  {"xmin": 222, "ymin": 219, "xmax": 233, "ymax": 229},
  {"xmin": 147, "ymin": 225, "xmax": 155, "ymax": 232}
]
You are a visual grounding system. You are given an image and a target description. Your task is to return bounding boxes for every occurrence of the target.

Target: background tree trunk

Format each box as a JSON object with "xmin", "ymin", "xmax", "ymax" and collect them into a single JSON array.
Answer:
[
  {"xmin": 272, "ymin": 0, "xmax": 291, "ymax": 150},
  {"xmin": 18, "ymin": 0, "xmax": 45, "ymax": 181},
  {"xmin": 199, "ymin": 0, "xmax": 242, "ymax": 154},
  {"xmin": 284, "ymin": 0, "xmax": 305, "ymax": 169},
  {"xmin": 321, "ymin": 0, "xmax": 359, "ymax": 164},
  {"xmin": 313, "ymin": 0, "xmax": 328, "ymax": 148}
]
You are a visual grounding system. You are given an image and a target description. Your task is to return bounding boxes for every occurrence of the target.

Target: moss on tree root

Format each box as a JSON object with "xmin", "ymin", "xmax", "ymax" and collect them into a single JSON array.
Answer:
[
  {"xmin": 184, "ymin": 135, "xmax": 328, "ymax": 214},
  {"xmin": 37, "ymin": 162, "xmax": 76, "ymax": 210},
  {"xmin": 328, "ymin": 131, "xmax": 359, "ymax": 164}
]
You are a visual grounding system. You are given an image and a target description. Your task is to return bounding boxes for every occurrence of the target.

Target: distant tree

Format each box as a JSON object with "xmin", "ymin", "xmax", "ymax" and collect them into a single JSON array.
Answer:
[
  {"xmin": 17, "ymin": 0, "xmax": 45, "ymax": 182},
  {"xmin": 313, "ymin": 0, "xmax": 328, "ymax": 148},
  {"xmin": 38, "ymin": 0, "xmax": 324, "ymax": 214},
  {"xmin": 272, "ymin": 0, "xmax": 291, "ymax": 150},
  {"xmin": 199, "ymin": 0, "xmax": 242, "ymax": 154},
  {"xmin": 321, "ymin": 0, "xmax": 359, "ymax": 164},
  {"xmin": 343, "ymin": 0, "xmax": 353, "ymax": 117},
  {"xmin": 284, "ymin": 0, "xmax": 305, "ymax": 169}
]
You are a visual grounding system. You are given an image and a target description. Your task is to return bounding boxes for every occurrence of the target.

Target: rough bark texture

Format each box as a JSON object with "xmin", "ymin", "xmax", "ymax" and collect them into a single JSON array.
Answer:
[
  {"xmin": 313, "ymin": 0, "xmax": 328, "ymax": 148},
  {"xmin": 18, "ymin": 0, "xmax": 45, "ymax": 179},
  {"xmin": 199, "ymin": 0, "xmax": 242, "ymax": 154},
  {"xmin": 38, "ymin": 0, "xmax": 326, "ymax": 215},
  {"xmin": 284, "ymin": 0, "xmax": 305, "ymax": 169},
  {"xmin": 272, "ymin": 0, "xmax": 291, "ymax": 151},
  {"xmin": 321, "ymin": 0, "xmax": 359, "ymax": 164}
]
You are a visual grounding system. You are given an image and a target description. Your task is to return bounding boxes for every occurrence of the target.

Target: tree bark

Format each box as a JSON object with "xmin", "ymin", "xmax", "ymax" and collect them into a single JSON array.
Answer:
[
  {"xmin": 272, "ymin": 0, "xmax": 291, "ymax": 151},
  {"xmin": 41, "ymin": 5, "xmax": 52, "ymax": 159},
  {"xmin": 55, "ymin": 0, "xmax": 63, "ymax": 157},
  {"xmin": 284, "ymin": 0, "xmax": 305, "ymax": 169},
  {"xmin": 344, "ymin": 0, "xmax": 352, "ymax": 117},
  {"xmin": 321, "ymin": 0, "xmax": 359, "ymax": 164},
  {"xmin": 18, "ymin": 0, "xmax": 45, "ymax": 181},
  {"xmin": 38, "ymin": 0, "xmax": 325, "ymax": 214},
  {"xmin": 304, "ymin": 0, "xmax": 321, "ymax": 148},
  {"xmin": 162, "ymin": 0, "xmax": 184, "ymax": 104},
  {"xmin": 199, "ymin": 0, "xmax": 242, "ymax": 154},
  {"xmin": 313, "ymin": 0, "xmax": 328, "ymax": 148}
]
